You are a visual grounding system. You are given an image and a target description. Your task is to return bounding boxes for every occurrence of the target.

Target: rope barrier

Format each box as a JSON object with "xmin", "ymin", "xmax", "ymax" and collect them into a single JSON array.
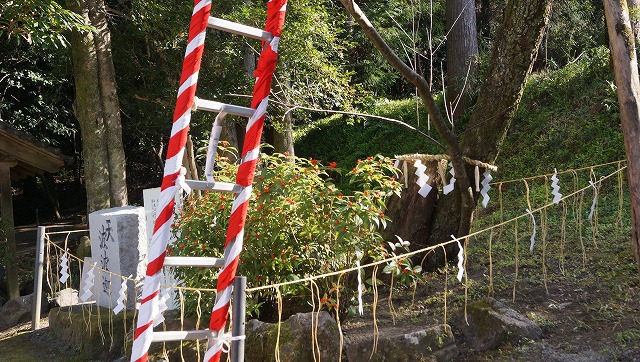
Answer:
[
  {"xmin": 46, "ymin": 240, "xmax": 219, "ymax": 293},
  {"xmin": 41, "ymin": 163, "xmax": 627, "ymax": 300},
  {"xmin": 493, "ymin": 159, "xmax": 626, "ymax": 185},
  {"xmin": 245, "ymin": 164, "xmax": 627, "ymax": 293}
]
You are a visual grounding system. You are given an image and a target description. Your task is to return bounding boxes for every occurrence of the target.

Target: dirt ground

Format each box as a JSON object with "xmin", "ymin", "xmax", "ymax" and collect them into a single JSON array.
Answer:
[
  {"xmin": 2, "ymin": 262, "xmax": 639, "ymax": 361},
  {"xmin": 2, "ymin": 217, "xmax": 640, "ymax": 361}
]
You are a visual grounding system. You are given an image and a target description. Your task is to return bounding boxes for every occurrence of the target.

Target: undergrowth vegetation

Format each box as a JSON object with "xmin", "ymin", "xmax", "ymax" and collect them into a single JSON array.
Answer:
[{"xmin": 172, "ymin": 147, "xmax": 402, "ymax": 318}]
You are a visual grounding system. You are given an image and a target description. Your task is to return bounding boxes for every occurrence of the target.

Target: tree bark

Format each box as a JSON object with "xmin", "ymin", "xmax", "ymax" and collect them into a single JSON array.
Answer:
[
  {"xmin": 87, "ymin": 0, "xmax": 128, "ymax": 207},
  {"xmin": 341, "ymin": 0, "xmax": 551, "ymax": 267},
  {"xmin": 67, "ymin": 0, "xmax": 128, "ymax": 213},
  {"xmin": 445, "ymin": 0, "xmax": 479, "ymax": 117},
  {"xmin": 273, "ymin": 80, "xmax": 295, "ymax": 157},
  {"xmin": 273, "ymin": 111, "xmax": 295, "ymax": 156},
  {"xmin": 426, "ymin": 0, "xmax": 552, "ymax": 259},
  {"xmin": 339, "ymin": 0, "xmax": 475, "ymax": 246},
  {"xmin": 603, "ymin": 0, "xmax": 640, "ymax": 277}
]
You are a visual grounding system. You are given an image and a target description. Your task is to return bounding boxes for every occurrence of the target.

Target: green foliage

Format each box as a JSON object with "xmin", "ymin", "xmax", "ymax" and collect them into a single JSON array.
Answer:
[
  {"xmin": 0, "ymin": 0, "xmax": 91, "ymax": 48},
  {"xmin": 0, "ymin": 38, "xmax": 76, "ymax": 150},
  {"xmin": 172, "ymin": 147, "xmax": 401, "ymax": 317},
  {"xmin": 544, "ymin": 0, "xmax": 606, "ymax": 68},
  {"xmin": 499, "ymin": 46, "xmax": 625, "ymax": 180},
  {"xmin": 295, "ymin": 98, "xmax": 443, "ymax": 190}
]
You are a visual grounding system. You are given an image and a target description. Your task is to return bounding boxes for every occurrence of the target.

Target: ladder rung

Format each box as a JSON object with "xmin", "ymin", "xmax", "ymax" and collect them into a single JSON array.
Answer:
[
  {"xmin": 164, "ymin": 257, "xmax": 225, "ymax": 268},
  {"xmin": 185, "ymin": 180, "xmax": 243, "ymax": 193},
  {"xmin": 208, "ymin": 17, "xmax": 273, "ymax": 42},
  {"xmin": 194, "ymin": 98, "xmax": 255, "ymax": 118},
  {"xmin": 152, "ymin": 329, "xmax": 215, "ymax": 342}
]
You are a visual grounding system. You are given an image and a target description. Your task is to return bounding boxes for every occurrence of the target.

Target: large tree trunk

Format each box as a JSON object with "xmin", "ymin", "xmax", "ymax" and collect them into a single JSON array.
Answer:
[
  {"xmin": 272, "ymin": 80, "xmax": 295, "ymax": 156},
  {"xmin": 445, "ymin": 0, "xmax": 479, "ymax": 117},
  {"xmin": 425, "ymin": 0, "xmax": 552, "ymax": 260},
  {"xmin": 341, "ymin": 0, "xmax": 552, "ymax": 267},
  {"xmin": 87, "ymin": 0, "xmax": 128, "ymax": 207},
  {"xmin": 68, "ymin": 0, "xmax": 128, "ymax": 213},
  {"xmin": 603, "ymin": 0, "xmax": 640, "ymax": 276}
]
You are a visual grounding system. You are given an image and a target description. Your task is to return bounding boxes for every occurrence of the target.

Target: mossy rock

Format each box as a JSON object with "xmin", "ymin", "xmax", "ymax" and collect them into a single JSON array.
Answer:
[
  {"xmin": 245, "ymin": 311, "xmax": 341, "ymax": 362},
  {"xmin": 454, "ymin": 297, "xmax": 542, "ymax": 351},
  {"xmin": 76, "ymin": 236, "xmax": 91, "ymax": 260},
  {"xmin": 345, "ymin": 324, "xmax": 457, "ymax": 362},
  {"xmin": 48, "ymin": 305, "xmax": 134, "ymax": 361}
]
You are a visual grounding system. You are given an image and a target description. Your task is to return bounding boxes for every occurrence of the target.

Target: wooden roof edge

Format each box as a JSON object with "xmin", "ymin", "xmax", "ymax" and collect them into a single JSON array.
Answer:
[{"xmin": 0, "ymin": 120, "xmax": 73, "ymax": 172}]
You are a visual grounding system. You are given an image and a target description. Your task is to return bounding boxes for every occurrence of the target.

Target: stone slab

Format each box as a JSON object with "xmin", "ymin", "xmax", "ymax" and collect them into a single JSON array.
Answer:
[{"xmin": 89, "ymin": 206, "xmax": 147, "ymax": 310}]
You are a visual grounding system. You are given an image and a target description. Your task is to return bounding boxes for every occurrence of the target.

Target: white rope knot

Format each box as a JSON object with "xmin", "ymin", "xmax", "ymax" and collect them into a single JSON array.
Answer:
[
  {"xmin": 176, "ymin": 167, "xmax": 192, "ymax": 195},
  {"xmin": 175, "ymin": 167, "xmax": 192, "ymax": 210},
  {"xmin": 216, "ymin": 333, "xmax": 246, "ymax": 354}
]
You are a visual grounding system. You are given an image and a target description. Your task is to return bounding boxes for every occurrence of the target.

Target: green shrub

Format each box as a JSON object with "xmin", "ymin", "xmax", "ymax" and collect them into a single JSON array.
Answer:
[{"xmin": 172, "ymin": 147, "xmax": 401, "ymax": 318}]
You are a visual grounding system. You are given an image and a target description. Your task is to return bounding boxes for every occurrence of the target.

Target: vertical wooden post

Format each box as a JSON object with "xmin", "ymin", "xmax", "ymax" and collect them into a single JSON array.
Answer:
[
  {"xmin": 32, "ymin": 226, "xmax": 46, "ymax": 331},
  {"xmin": 0, "ymin": 160, "xmax": 19, "ymax": 300},
  {"xmin": 604, "ymin": 0, "xmax": 640, "ymax": 277}
]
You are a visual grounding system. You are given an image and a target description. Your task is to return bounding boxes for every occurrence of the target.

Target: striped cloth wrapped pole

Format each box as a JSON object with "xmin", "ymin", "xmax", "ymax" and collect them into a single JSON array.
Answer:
[
  {"xmin": 204, "ymin": 1, "xmax": 287, "ymax": 361},
  {"xmin": 130, "ymin": 0, "xmax": 212, "ymax": 361}
]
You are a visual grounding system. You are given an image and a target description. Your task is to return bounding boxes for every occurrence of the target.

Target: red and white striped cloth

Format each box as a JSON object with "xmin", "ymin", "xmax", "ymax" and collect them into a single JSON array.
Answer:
[
  {"xmin": 130, "ymin": 0, "xmax": 212, "ymax": 361},
  {"xmin": 204, "ymin": 1, "xmax": 287, "ymax": 361}
]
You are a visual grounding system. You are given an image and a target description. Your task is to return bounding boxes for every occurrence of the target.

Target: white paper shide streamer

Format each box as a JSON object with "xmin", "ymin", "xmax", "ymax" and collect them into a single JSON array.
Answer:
[
  {"xmin": 443, "ymin": 166, "xmax": 456, "ymax": 195},
  {"xmin": 526, "ymin": 209, "xmax": 537, "ymax": 252},
  {"xmin": 59, "ymin": 250, "xmax": 70, "ymax": 284},
  {"xmin": 480, "ymin": 171, "xmax": 493, "ymax": 208},
  {"xmin": 80, "ymin": 262, "xmax": 96, "ymax": 302},
  {"xmin": 588, "ymin": 180, "xmax": 598, "ymax": 221},
  {"xmin": 355, "ymin": 250, "xmax": 364, "ymax": 316},
  {"xmin": 113, "ymin": 276, "xmax": 130, "ymax": 315},
  {"xmin": 413, "ymin": 160, "xmax": 432, "ymax": 197},
  {"xmin": 551, "ymin": 168, "xmax": 562, "ymax": 204},
  {"xmin": 153, "ymin": 287, "xmax": 172, "ymax": 326},
  {"xmin": 451, "ymin": 235, "xmax": 464, "ymax": 282}
]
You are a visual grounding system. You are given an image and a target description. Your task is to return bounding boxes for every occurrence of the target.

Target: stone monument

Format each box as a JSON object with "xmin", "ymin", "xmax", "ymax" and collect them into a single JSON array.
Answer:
[{"xmin": 87, "ymin": 206, "xmax": 147, "ymax": 309}]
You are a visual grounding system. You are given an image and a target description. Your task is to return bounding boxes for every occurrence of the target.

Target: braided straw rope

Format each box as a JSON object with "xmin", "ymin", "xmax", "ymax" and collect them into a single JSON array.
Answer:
[{"xmin": 395, "ymin": 153, "xmax": 498, "ymax": 171}]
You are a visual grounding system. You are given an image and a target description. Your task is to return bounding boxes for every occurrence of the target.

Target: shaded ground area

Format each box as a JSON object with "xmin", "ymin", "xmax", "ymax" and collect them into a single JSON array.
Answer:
[{"xmin": 0, "ymin": 320, "xmax": 88, "ymax": 362}]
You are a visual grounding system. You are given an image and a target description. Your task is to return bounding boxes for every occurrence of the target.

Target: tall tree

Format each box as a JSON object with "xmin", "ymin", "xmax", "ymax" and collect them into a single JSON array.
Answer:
[
  {"xmin": 340, "ymin": 0, "xmax": 552, "ymax": 264},
  {"xmin": 603, "ymin": 0, "xmax": 640, "ymax": 276},
  {"xmin": 67, "ymin": 0, "xmax": 128, "ymax": 213},
  {"xmin": 630, "ymin": 0, "xmax": 640, "ymax": 63},
  {"xmin": 445, "ymin": 0, "xmax": 479, "ymax": 117}
]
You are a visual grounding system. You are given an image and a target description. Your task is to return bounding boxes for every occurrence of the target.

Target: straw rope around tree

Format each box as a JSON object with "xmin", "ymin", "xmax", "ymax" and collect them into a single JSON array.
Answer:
[{"xmin": 395, "ymin": 153, "xmax": 498, "ymax": 172}]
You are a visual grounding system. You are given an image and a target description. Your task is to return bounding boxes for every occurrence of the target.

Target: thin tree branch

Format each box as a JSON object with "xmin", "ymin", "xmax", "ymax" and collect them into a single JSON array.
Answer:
[
  {"xmin": 280, "ymin": 104, "xmax": 446, "ymax": 150},
  {"xmin": 339, "ymin": 0, "xmax": 475, "ymax": 238}
]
